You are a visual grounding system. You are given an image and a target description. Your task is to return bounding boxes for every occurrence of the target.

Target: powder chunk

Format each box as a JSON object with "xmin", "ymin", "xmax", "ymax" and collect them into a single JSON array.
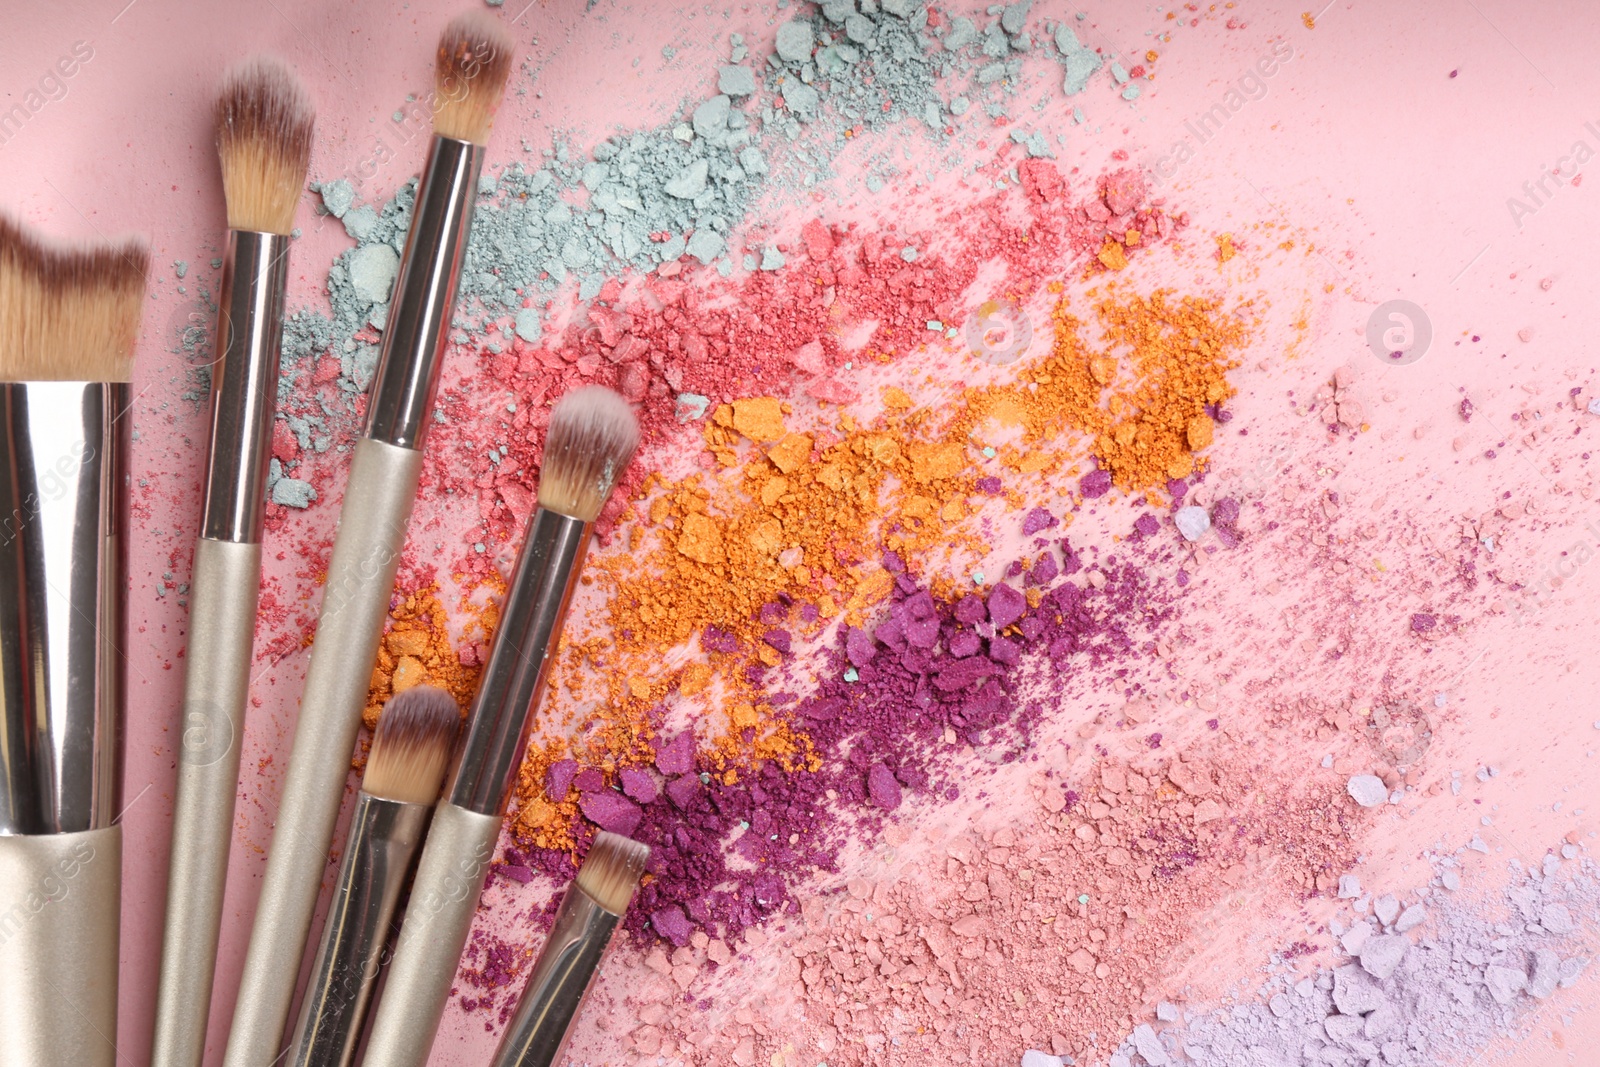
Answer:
[
  {"xmin": 1079, "ymin": 469, "xmax": 1112, "ymax": 498},
  {"xmin": 664, "ymin": 159, "xmax": 709, "ymax": 199},
  {"xmin": 665, "ymin": 774, "xmax": 700, "ymax": 810},
  {"xmin": 655, "ymin": 732, "xmax": 696, "ymax": 775},
  {"xmin": 579, "ymin": 791, "xmax": 642, "ymax": 836},
  {"xmin": 1021, "ymin": 506, "xmax": 1057, "ymax": 535},
  {"xmin": 731, "ymin": 397, "xmax": 786, "ymax": 441},
  {"xmin": 774, "ymin": 20, "xmax": 814, "ymax": 61},
  {"xmin": 988, "ymin": 583, "xmax": 1027, "ymax": 629},
  {"xmin": 762, "ymin": 628, "xmax": 792, "ymax": 654},
  {"xmin": 1131, "ymin": 1024, "xmax": 1169, "ymax": 1065},
  {"xmin": 1332, "ymin": 964, "xmax": 1384, "ymax": 1015},
  {"xmin": 651, "ymin": 904, "xmax": 693, "ymax": 946},
  {"xmin": 1528, "ymin": 948, "xmax": 1561, "ymax": 998},
  {"xmin": 685, "ymin": 229, "xmax": 725, "ymax": 263},
  {"xmin": 677, "ymin": 513, "xmax": 724, "ymax": 564},
  {"xmin": 348, "ymin": 243, "xmax": 399, "ymax": 305},
  {"xmin": 718, "ymin": 65, "xmax": 757, "ymax": 97},
  {"xmin": 620, "ymin": 767, "xmax": 659, "ymax": 804},
  {"xmin": 954, "ymin": 595, "xmax": 987, "ymax": 625},
  {"xmin": 692, "ymin": 95, "xmax": 731, "ymax": 138},
  {"xmin": 272, "ymin": 477, "xmax": 317, "ymax": 509},
  {"xmin": 1174, "ymin": 505, "xmax": 1210, "ymax": 542},
  {"xmin": 767, "ymin": 432, "xmax": 812, "ymax": 472},
  {"xmin": 1066, "ymin": 947, "xmax": 1096, "ymax": 974},
  {"xmin": 1346, "ymin": 774, "xmax": 1387, "ymax": 808},
  {"xmin": 867, "ymin": 763, "xmax": 902, "ymax": 810},
  {"xmin": 1541, "ymin": 902, "xmax": 1574, "ymax": 934},
  {"xmin": 1358, "ymin": 934, "xmax": 1407, "ymax": 980},
  {"xmin": 845, "ymin": 626, "xmax": 877, "ymax": 667},
  {"xmin": 1484, "ymin": 964, "xmax": 1526, "ymax": 1004},
  {"xmin": 546, "ymin": 759, "xmax": 577, "ymax": 800},
  {"xmin": 1394, "ymin": 904, "xmax": 1427, "ymax": 932}
]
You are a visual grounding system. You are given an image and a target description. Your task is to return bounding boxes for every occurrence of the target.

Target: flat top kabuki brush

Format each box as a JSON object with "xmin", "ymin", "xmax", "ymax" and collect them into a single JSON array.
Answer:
[
  {"xmin": 0, "ymin": 217, "xmax": 148, "ymax": 1067},
  {"xmin": 362, "ymin": 386, "xmax": 639, "ymax": 1067},
  {"xmin": 151, "ymin": 56, "xmax": 313, "ymax": 1067},
  {"xmin": 224, "ymin": 15, "xmax": 512, "ymax": 1067}
]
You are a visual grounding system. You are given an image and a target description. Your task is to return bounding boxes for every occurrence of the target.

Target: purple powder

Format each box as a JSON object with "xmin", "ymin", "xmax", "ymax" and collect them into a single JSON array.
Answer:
[
  {"xmin": 844, "ymin": 626, "xmax": 877, "ymax": 667},
  {"xmin": 976, "ymin": 475, "xmax": 1003, "ymax": 494},
  {"xmin": 1212, "ymin": 497, "xmax": 1241, "ymax": 526},
  {"xmin": 654, "ymin": 732, "xmax": 696, "ymax": 775},
  {"xmin": 867, "ymin": 763, "xmax": 902, "ymax": 810},
  {"xmin": 701, "ymin": 625, "xmax": 740, "ymax": 654},
  {"xmin": 545, "ymin": 759, "xmax": 577, "ymax": 800},
  {"xmin": 500, "ymin": 864, "xmax": 534, "ymax": 884},
  {"xmin": 574, "ymin": 767, "xmax": 604, "ymax": 792},
  {"xmin": 578, "ymin": 791, "xmax": 642, "ymax": 836},
  {"xmin": 1133, "ymin": 513, "xmax": 1160, "ymax": 538},
  {"xmin": 1411, "ymin": 612, "xmax": 1438, "ymax": 633},
  {"xmin": 620, "ymin": 767, "xmax": 659, "ymax": 804},
  {"xmin": 1166, "ymin": 477, "xmax": 1188, "ymax": 500},
  {"xmin": 987, "ymin": 583, "xmax": 1026, "ymax": 629},
  {"xmin": 533, "ymin": 543, "xmax": 1173, "ymax": 947},
  {"xmin": 1080, "ymin": 469, "xmax": 1113, "ymax": 498},
  {"xmin": 651, "ymin": 904, "xmax": 693, "ymax": 946},
  {"xmin": 1022, "ymin": 506, "xmax": 1058, "ymax": 535},
  {"xmin": 759, "ymin": 602, "xmax": 787, "ymax": 624},
  {"xmin": 763, "ymin": 628, "xmax": 792, "ymax": 654},
  {"xmin": 1027, "ymin": 551, "xmax": 1059, "ymax": 586}
]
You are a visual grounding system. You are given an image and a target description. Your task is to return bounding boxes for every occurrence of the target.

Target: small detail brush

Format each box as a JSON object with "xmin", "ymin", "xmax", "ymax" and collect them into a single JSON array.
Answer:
[
  {"xmin": 490, "ymin": 833, "xmax": 650, "ymax": 1067},
  {"xmin": 150, "ymin": 56, "xmax": 313, "ymax": 1067},
  {"xmin": 362, "ymin": 386, "xmax": 639, "ymax": 1067},
  {"xmin": 0, "ymin": 217, "xmax": 148, "ymax": 1067},
  {"xmin": 288, "ymin": 685, "xmax": 459, "ymax": 1067},
  {"xmin": 223, "ymin": 15, "xmax": 511, "ymax": 1067}
]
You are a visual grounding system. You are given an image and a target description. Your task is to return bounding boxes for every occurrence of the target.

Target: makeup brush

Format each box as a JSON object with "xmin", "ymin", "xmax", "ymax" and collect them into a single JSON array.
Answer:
[
  {"xmin": 0, "ymin": 216, "xmax": 147, "ymax": 1067},
  {"xmin": 150, "ymin": 56, "xmax": 313, "ymax": 1067},
  {"xmin": 288, "ymin": 685, "xmax": 459, "ymax": 1067},
  {"xmin": 223, "ymin": 15, "xmax": 511, "ymax": 1067},
  {"xmin": 490, "ymin": 833, "xmax": 649, "ymax": 1067},
  {"xmin": 362, "ymin": 385, "xmax": 639, "ymax": 1067}
]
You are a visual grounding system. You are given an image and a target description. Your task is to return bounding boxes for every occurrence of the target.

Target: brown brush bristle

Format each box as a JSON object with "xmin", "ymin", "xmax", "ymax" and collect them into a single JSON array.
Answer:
[
  {"xmin": 0, "ymin": 214, "xmax": 148, "ymax": 383},
  {"xmin": 432, "ymin": 11, "xmax": 514, "ymax": 145},
  {"xmin": 215, "ymin": 56, "xmax": 315, "ymax": 234},
  {"xmin": 363, "ymin": 685, "xmax": 461, "ymax": 805},
  {"xmin": 536, "ymin": 386, "xmax": 640, "ymax": 522},
  {"xmin": 575, "ymin": 832, "xmax": 650, "ymax": 916}
]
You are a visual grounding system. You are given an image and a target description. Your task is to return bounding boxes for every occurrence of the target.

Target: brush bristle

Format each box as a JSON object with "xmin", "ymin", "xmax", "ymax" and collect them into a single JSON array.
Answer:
[
  {"xmin": 363, "ymin": 685, "xmax": 461, "ymax": 804},
  {"xmin": 215, "ymin": 56, "xmax": 315, "ymax": 234},
  {"xmin": 0, "ymin": 214, "xmax": 149, "ymax": 382},
  {"xmin": 433, "ymin": 11, "xmax": 514, "ymax": 145},
  {"xmin": 576, "ymin": 832, "xmax": 650, "ymax": 915},
  {"xmin": 536, "ymin": 386, "xmax": 640, "ymax": 522}
]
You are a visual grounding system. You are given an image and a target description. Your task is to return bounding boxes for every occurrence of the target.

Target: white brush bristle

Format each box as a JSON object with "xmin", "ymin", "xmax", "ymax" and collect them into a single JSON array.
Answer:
[
  {"xmin": 433, "ymin": 11, "xmax": 514, "ymax": 145},
  {"xmin": 537, "ymin": 385, "xmax": 640, "ymax": 522},
  {"xmin": 215, "ymin": 56, "xmax": 315, "ymax": 235},
  {"xmin": 576, "ymin": 832, "xmax": 650, "ymax": 915},
  {"xmin": 0, "ymin": 214, "xmax": 148, "ymax": 383},
  {"xmin": 363, "ymin": 685, "xmax": 461, "ymax": 804}
]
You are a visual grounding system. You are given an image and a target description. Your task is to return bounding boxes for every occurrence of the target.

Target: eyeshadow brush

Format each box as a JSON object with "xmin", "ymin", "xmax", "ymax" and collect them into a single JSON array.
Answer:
[
  {"xmin": 222, "ymin": 15, "xmax": 512, "ymax": 1066},
  {"xmin": 287, "ymin": 685, "xmax": 459, "ymax": 1067},
  {"xmin": 362, "ymin": 385, "xmax": 639, "ymax": 1067},
  {"xmin": 490, "ymin": 832, "xmax": 649, "ymax": 1067},
  {"xmin": 0, "ymin": 217, "xmax": 148, "ymax": 1067},
  {"xmin": 150, "ymin": 57, "xmax": 313, "ymax": 1067}
]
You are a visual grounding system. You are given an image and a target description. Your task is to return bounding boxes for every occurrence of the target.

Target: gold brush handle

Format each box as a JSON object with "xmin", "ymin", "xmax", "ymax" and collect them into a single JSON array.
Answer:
[
  {"xmin": 224, "ymin": 438, "xmax": 422, "ymax": 1067},
  {"xmin": 0, "ymin": 826, "xmax": 122, "ymax": 1067}
]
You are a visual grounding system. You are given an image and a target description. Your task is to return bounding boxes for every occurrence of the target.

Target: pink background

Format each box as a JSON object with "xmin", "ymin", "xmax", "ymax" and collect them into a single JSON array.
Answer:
[{"xmin": 5, "ymin": 0, "xmax": 1600, "ymax": 1064}]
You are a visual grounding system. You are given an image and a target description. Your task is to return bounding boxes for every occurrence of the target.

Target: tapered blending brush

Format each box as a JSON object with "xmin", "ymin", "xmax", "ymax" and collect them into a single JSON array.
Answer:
[
  {"xmin": 223, "ymin": 15, "xmax": 512, "ymax": 1067},
  {"xmin": 150, "ymin": 56, "xmax": 313, "ymax": 1067},
  {"xmin": 288, "ymin": 685, "xmax": 459, "ymax": 1067},
  {"xmin": 490, "ymin": 833, "xmax": 649, "ymax": 1067},
  {"xmin": 363, "ymin": 386, "xmax": 639, "ymax": 1067},
  {"xmin": 0, "ymin": 217, "xmax": 147, "ymax": 1067}
]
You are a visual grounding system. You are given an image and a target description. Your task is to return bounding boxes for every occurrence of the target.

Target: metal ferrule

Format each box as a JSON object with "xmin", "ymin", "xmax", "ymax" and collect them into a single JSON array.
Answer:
[
  {"xmin": 364, "ymin": 135, "xmax": 483, "ymax": 450},
  {"xmin": 0, "ymin": 382, "xmax": 127, "ymax": 837},
  {"xmin": 491, "ymin": 885, "xmax": 621, "ymax": 1067},
  {"xmin": 203, "ymin": 229, "xmax": 289, "ymax": 543},
  {"xmin": 288, "ymin": 792, "xmax": 432, "ymax": 1067},
  {"xmin": 446, "ymin": 508, "xmax": 588, "ymax": 815}
]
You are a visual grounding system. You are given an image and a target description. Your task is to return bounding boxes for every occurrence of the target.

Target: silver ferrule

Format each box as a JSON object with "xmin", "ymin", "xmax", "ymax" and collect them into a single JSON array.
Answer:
[
  {"xmin": 446, "ymin": 508, "xmax": 588, "ymax": 815},
  {"xmin": 364, "ymin": 135, "xmax": 483, "ymax": 450},
  {"xmin": 0, "ymin": 382, "xmax": 127, "ymax": 837},
  {"xmin": 288, "ymin": 792, "xmax": 432, "ymax": 1067},
  {"xmin": 203, "ymin": 229, "xmax": 289, "ymax": 543},
  {"xmin": 491, "ymin": 886, "xmax": 621, "ymax": 1067}
]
